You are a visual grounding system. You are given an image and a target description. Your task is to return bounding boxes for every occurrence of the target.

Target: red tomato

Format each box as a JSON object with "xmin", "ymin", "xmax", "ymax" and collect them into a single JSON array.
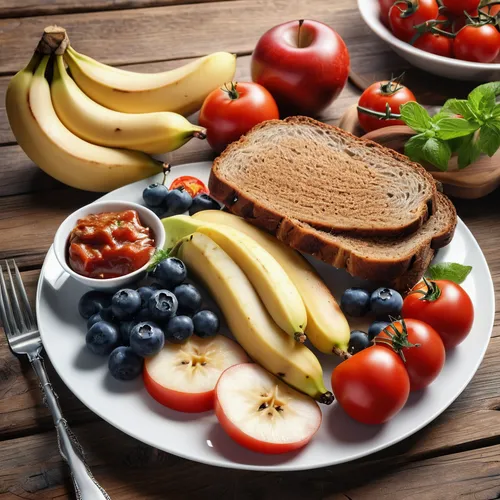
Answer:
[
  {"xmin": 379, "ymin": 0, "xmax": 396, "ymax": 24},
  {"xmin": 402, "ymin": 279, "xmax": 474, "ymax": 349},
  {"xmin": 413, "ymin": 32, "xmax": 454, "ymax": 57},
  {"xmin": 389, "ymin": 0, "xmax": 440, "ymax": 42},
  {"xmin": 357, "ymin": 79, "xmax": 417, "ymax": 133},
  {"xmin": 450, "ymin": 10, "xmax": 478, "ymax": 32},
  {"xmin": 455, "ymin": 24, "xmax": 500, "ymax": 63},
  {"xmin": 376, "ymin": 319, "xmax": 445, "ymax": 391},
  {"xmin": 199, "ymin": 81, "xmax": 279, "ymax": 153},
  {"xmin": 441, "ymin": 0, "xmax": 480, "ymax": 16},
  {"xmin": 331, "ymin": 346, "xmax": 410, "ymax": 424},
  {"xmin": 169, "ymin": 176, "xmax": 209, "ymax": 197},
  {"xmin": 481, "ymin": 4, "xmax": 500, "ymax": 15}
]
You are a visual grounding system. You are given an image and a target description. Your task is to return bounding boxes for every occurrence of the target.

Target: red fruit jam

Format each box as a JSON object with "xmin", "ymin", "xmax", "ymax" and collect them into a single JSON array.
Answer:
[{"xmin": 68, "ymin": 210, "xmax": 155, "ymax": 279}]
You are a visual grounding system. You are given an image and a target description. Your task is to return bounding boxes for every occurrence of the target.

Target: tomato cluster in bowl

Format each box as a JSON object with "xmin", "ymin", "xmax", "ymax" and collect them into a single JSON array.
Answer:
[{"xmin": 379, "ymin": 0, "xmax": 500, "ymax": 63}]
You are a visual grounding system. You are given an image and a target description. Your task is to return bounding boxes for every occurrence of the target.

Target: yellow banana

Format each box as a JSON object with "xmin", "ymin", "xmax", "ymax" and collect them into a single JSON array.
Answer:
[
  {"xmin": 162, "ymin": 216, "xmax": 307, "ymax": 341},
  {"xmin": 173, "ymin": 232, "xmax": 332, "ymax": 404},
  {"xmin": 194, "ymin": 211, "xmax": 351, "ymax": 354},
  {"xmin": 64, "ymin": 46, "xmax": 236, "ymax": 115},
  {"xmin": 50, "ymin": 55, "xmax": 206, "ymax": 155},
  {"xmin": 6, "ymin": 55, "xmax": 163, "ymax": 192}
]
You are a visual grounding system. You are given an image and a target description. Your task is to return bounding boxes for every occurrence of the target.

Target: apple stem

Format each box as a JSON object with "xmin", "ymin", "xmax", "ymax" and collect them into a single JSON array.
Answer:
[{"xmin": 297, "ymin": 19, "xmax": 305, "ymax": 48}]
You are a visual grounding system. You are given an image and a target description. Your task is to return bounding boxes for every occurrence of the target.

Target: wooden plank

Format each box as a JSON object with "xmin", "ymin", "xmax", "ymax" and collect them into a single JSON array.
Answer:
[
  {"xmin": 0, "ymin": 0, "xmax": 353, "ymax": 75},
  {"xmin": 0, "ymin": 0, "xmax": 235, "ymax": 19},
  {"xmin": 1, "ymin": 416, "xmax": 500, "ymax": 499}
]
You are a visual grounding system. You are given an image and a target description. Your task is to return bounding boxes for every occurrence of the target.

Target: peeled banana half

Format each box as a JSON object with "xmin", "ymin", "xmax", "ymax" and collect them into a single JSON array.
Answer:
[
  {"xmin": 50, "ymin": 55, "xmax": 206, "ymax": 155},
  {"xmin": 6, "ymin": 55, "xmax": 164, "ymax": 192},
  {"xmin": 64, "ymin": 46, "xmax": 237, "ymax": 115},
  {"xmin": 173, "ymin": 231, "xmax": 333, "ymax": 404}
]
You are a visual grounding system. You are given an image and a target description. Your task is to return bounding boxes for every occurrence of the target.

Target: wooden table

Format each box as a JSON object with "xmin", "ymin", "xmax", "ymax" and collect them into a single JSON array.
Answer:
[{"xmin": 0, "ymin": 1, "xmax": 499, "ymax": 498}]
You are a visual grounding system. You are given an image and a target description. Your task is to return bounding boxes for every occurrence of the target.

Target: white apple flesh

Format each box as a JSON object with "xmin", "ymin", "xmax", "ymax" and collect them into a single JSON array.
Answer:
[
  {"xmin": 215, "ymin": 363, "xmax": 322, "ymax": 454},
  {"xmin": 144, "ymin": 335, "xmax": 249, "ymax": 413}
]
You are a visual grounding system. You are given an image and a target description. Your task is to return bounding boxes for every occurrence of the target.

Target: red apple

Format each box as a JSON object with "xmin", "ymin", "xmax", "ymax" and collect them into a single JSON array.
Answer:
[
  {"xmin": 251, "ymin": 19, "xmax": 350, "ymax": 116},
  {"xmin": 144, "ymin": 335, "xmax": 248, "ymax": 413}
]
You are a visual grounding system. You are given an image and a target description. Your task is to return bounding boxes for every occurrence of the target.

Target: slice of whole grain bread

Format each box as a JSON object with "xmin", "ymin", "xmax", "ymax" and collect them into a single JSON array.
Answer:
[
  {"xmin": 278, "ymin": 192, "xmax": 457, "ymax": 291},
  {"xmin": 209, "ymin": 116, "xmax": 437, "ymax": 238}
]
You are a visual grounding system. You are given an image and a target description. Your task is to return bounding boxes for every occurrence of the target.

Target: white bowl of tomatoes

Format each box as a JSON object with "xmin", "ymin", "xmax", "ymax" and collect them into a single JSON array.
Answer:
[{"xmin": 357, "ymin": 0, "xmax": 500, "ymax": 81}]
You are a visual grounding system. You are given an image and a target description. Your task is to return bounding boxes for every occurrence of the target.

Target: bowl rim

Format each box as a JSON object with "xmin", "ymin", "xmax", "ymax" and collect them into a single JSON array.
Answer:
[
  {"xmin": 357, "ymin": 0, "xmax": 500, "ymax": 70},
  {"xmin": 53, "ymin": 199, "xmax": 165, "ymax": 286}
]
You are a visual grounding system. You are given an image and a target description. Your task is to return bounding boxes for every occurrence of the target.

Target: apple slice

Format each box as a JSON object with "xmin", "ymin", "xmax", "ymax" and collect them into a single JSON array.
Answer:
[
  {"xmin": 143, "ymin": 335, "xmax": 248, "ymax": 413},
  {"xmin": 215, "ymin": 363, "xmax": 322, "ymax": 454}
]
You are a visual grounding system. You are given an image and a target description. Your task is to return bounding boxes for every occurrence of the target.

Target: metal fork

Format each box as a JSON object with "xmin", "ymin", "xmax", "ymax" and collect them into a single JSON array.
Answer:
[{"xmin": 0, "ymin": 260, "xmax": 110, "ymax": 500}]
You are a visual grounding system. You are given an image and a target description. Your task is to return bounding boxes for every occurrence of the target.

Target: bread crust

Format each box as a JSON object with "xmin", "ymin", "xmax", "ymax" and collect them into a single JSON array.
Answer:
[{"xmin": 209, "ymin": 116, "xmax": 438, "ymax": 238}]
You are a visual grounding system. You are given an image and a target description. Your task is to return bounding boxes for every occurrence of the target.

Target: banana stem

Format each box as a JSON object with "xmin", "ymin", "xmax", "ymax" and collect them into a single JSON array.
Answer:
[{"xmin": 36, "ymin": 25, "xmax": 69, "ymax": 55}]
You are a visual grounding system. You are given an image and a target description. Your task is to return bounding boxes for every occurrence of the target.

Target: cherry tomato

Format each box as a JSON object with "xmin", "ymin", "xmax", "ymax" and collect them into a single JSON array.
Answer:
[
  {"xmin": 402, "ymin": 279, "xmax": 474, "ymax": 349},
  {"xmin": 481, "ymin": 4, "xmax": 500, "ymax": 16},
  {"xmin": 413, "ymin": 32, "xmax": 454, "ymax": 57},
  {"xmin": 455, "ymin": 24, "xmax": 500, "ymax": 63},
  {"xmin": 199, "ymin": 81, "xmax": 279, "ymax": 153},
  {"xmin": 357, "ymin": 79, "xmax": 417, "ymax": 133},
  {"xmin": 442, "ymin": 0, "xmax": 480, "ymax": 16},
  {"xmin": 376, "ymin": 319, "xmax": 445, "ymax": 391},
  {"xmin": 389, "ymin": 0, "xmax": 440, "ymax": 42},
  {"xmin": 379, "ymin": 0, "xmax": 396, "ymax": 24},
  {"xmin": 450, "ymin": 10, "xmax": 478, "ymax": 32},
  {"xmin": 331, "ymin": 345, "xmax": 410, "ymax": 424},
  {"xmin": 169, "ymin": 176, "xmax": 209, "ymax": 197}
]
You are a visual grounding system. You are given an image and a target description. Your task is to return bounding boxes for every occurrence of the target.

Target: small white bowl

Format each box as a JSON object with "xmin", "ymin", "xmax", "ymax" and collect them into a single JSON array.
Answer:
[
  {"xmin": 357, "ymin": 0, "xmax": 500, "ymax": 81},
  {"xmin": 53, "ymin": 200, "xmax": 165, "ymax": 291}
]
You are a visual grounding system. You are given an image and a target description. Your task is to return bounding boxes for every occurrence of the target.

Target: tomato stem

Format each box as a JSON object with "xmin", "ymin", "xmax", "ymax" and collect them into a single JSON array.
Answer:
[
  {"xmin": 221, "ymin": 82, "xmax": 240, "ymax": 100},
  {"xmin": 357, "ymin": 104, "xmax": 401, "ymax": 120},
  {"xmin": 409, "ymin": 277, "xmax": 442, "ymax": 301},
  {"xmin": 379, "ymin": 72, "xmax": 406, "ymax": 95},
  {"xmin": 376, "ymin": 318, "xmax": 420, "ymax": 363},
  {"xmin": 393, "ymin": 0, "xmax": 419, "ymax": 18}
]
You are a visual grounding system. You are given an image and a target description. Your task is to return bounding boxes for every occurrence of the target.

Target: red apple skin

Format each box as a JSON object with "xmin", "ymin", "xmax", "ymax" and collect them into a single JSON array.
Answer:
[
  {"xmin": 143, "ymin": 366, "xmax": 214, "ymax": 413},
  {"xmin": 251, "ymin": 20, "xmax": 350, "ymax": 116},
  {"xmin": 214, "ymin": 379, "xmax": 321, "ymax": 454}
]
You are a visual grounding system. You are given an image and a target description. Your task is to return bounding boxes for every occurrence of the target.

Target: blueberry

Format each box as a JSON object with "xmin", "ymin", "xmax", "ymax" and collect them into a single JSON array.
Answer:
[
  {"xmin": 87, "ymin": 312, "xmax": 111, "ymax": 330},
  {"xmin": 143, "ymin": 183, "xmax": 168, "ymax": 207},
  {"xmin": 86, "ymin": 321, "xmax": 120, "ymax": 356},
  {"xmin": 119, "ymin": 320, "xmax": 138, "ymax": 345},
  {"xmin": 348, "ymin": 330, "xmax": 371, "ymax": 355},
  {"xmin": 137, "ymin": 286, "xmax": 155, "ymax": 309},
  {"xmin": 100, "ymin": 306, "xmax": 116, "ymax": 323},
  {"xmin": 149, "ymin": 206, "xmax": 168, "ymax": 218},
  {"xmin": 108, "ymin": 346, "xmax": 144, "ymax": 381},
  {"xmin": 192, "ymin": 310, "xmax": 219, "ymax": 338},
  {"xmin": 153, "ymin": 257, "xmax": 187, "ymax": 289},
  {"xmin": 370, "ymin": 288, "xmax": 403, "ymax": 319},
  {"xmin": 368, "ymin": 320, "xmax": 391, "ymax": 341},
  {"xmin": 150, "ymin": 282, "xmax": 163, "ymax": 290},
  {"xmin": 165, "ymin": 315, "xmax": 194, "ymax": 344},
  {"xmin": 188, "ymin": 194, "xmax": 221, "ymax": 216},
  {"xmin": 340, "ymin": 288, "xmax": 371, "ymax": 317},
  {"xmin": 148, "ymin": 289, "xmax": 178, "ymax": 322},
  {"xmin": 174, "ymin": 283, "xmax": 202, "ymax": 315},
  {"xmin": 78, "ymin": 291, "xmax": 112, "ymax": 319},
  {"xmin": 165, "ymin": 188, "xmax": 193, "ymax": 215},
  {"xmin": 111, "ymin": 289, "xmax": 142, "ymax": 320},
  {"xmin": 135, "ymin": 307, "xmax": 151, "ymax": 322},
  {"xmin": 130, "ymin": 321, "xmax": 165, "ymax": 357}
]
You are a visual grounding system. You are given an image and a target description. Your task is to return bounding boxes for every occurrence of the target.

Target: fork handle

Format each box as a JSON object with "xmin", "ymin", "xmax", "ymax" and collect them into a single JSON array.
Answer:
[{"xmin": 30, "ymin": 352, "xmax": 111, "ymax": 500}]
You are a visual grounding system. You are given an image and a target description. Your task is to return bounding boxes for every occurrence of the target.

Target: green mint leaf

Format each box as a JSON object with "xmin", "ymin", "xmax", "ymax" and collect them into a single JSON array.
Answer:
[
  {"xmin": 457, "ymin": 133, "xmax": 481, "ymax": 169},
  {"xmin": 431, "ymin": 110, "xmax": 455, "ymax": 123},
  {"xmin": 492, "ymin": 105, "xmax": 500, "ymax": 121},
  {"xmin": 400, "ymin": 102, "xmax": 432, "ymax": 132},
  {"xmin": 478, "ymin": 122, "xmax": 500, "ymax": 157},
  {"xmin": 442, "ymin": 99, "xmax": 476, "ymax": 122},
  {"xmin": 468, "ymin": 82, "xmax": 500, "ymax": 115},
  {"xmin": 426, "ymin": 262, "xmax": 472, "ymax": 284},
  {"xmin": 422, "ymin": 137, "xmax": 451, "ymax": 171},
  {"xmin": 147, "ymin": 248, "xmax": 171, "ymax": 272},
  {"xmin": 435, "ymin": 118, "xmax": 479, "ymax": 140},
  {"xmin": 404, "ymin": 133, "xmax": 428, "ymax": 164}
]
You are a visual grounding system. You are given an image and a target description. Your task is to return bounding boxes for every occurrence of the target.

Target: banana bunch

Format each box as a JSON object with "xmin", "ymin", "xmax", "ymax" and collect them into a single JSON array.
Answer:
[
  {"xmin": 165, "ymin": 212, "xmax": 351, "ymax": 403},
  {"xmin": 5, "ymin": 26, "xmax": 237, "ymax": 192}
]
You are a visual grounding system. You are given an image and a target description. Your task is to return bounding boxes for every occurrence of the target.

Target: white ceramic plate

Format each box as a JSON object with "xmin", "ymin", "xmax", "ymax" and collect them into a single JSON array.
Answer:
[
  {"xmin": 36, "ymin": 161, "xmax": 495, "ymax": 471},
  {"xmin": 357, "ymin": 0, "xmax": 500, "ymax": 81}
]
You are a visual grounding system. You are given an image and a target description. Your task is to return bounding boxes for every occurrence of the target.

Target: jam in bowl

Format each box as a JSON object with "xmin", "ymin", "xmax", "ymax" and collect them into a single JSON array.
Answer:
[{"xmin": 53, "ymin": 200, "xmax": 166, "ymax": 290}]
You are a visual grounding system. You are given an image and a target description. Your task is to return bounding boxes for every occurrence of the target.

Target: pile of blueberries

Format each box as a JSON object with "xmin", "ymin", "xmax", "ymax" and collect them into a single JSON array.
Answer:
[
  {"xmin": 340, "ymin": 287, "xmax": 403, "ymax": 355},
  {"xmin": 142, "ymin": 181, "xmax": 220, "ymax": 218},
  {"xmin": 79, "ymin": 256, "xmax": 220, "ymax": 381}
]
